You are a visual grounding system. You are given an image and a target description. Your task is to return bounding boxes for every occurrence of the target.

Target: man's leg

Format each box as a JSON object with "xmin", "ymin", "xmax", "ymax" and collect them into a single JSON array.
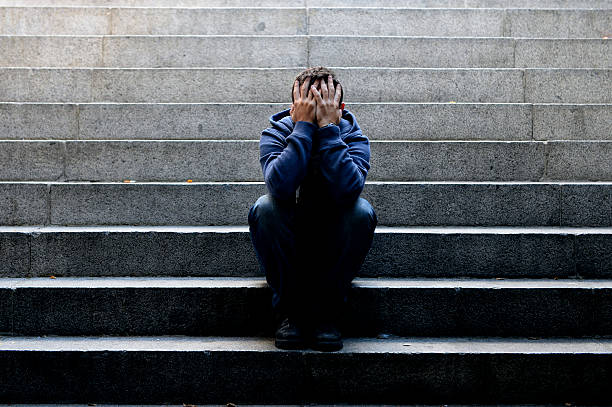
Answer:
[
  {"xmin": 248, "ymin": 194, "xmax": 301, "ymax": 323},
  {"xmin": 311, "ymin": 197, "xmax": 378, "ymax": 323}
]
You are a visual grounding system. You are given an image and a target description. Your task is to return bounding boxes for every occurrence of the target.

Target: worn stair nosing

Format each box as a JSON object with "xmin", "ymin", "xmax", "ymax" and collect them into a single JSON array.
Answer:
[
  {"xmin": 1, "ymin": 276, "xmax": 611, "ymax": 289},
  {"xmin": 2, "ymin": 224, "xmax": 612, "ymax": 234},
  {"xmin": 1, "ymin": 335, "xmax": 612, "ymax": 353}
]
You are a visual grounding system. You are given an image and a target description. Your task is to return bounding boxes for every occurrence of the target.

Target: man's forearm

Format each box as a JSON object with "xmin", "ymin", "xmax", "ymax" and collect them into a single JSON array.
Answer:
[
  {"xmin": 316, "ymin": 124, "xmax": 370, "ymax": 204},
  {"xmin": 260, "ymin": 121, "xmax": 317, "ymax": 201}
]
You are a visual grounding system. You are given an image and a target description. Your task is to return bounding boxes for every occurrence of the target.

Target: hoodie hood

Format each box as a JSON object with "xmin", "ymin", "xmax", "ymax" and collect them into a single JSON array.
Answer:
[{"xmin": 268, "ymin": 107, "xmax": 361, "ymax": 139}]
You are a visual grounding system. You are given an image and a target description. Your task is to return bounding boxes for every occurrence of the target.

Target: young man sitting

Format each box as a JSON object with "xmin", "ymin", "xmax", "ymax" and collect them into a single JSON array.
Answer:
[{"xmin": 248, "ymin": 66, "xmax": 377, "ymax": 352}]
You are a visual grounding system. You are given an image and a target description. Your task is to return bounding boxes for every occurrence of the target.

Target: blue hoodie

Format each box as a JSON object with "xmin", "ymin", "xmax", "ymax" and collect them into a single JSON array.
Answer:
[{"xmin": 259, "ymin": 107, "xmax": 370, "ymax": 207}]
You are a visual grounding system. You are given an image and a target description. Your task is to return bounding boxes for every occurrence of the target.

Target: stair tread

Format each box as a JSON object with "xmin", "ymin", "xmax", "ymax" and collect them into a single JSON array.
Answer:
[
  {"xmin": 1, "ymin": 276, "xmax": 611, "ymax": 288},
  {"xmin": 3, "ymin": 224, "xmax": 612, "ymax": 233},
  {"xmin": 1, "ymin": 335, "xmax": 611, "ymax": 353}
]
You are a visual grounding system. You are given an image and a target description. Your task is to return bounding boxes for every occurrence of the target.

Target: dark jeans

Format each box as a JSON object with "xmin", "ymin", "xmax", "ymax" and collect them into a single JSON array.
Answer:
[{"xmin": 248, "ymin": 194, "xmax": 377, "ymax": 326}]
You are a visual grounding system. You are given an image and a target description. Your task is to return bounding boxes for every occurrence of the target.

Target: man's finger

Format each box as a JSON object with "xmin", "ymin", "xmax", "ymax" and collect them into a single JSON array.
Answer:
[
  {"xmin": 311, "ymin": 85, "xmax": 323, "ymax": 104},
  {"xmin": 292, "ymin": 80, "xmax": 299, "ymax": 102},
  {"xmin": 334, "ymin": 83, "xmax": 342, "ymax": 107},
  {"xmin": 300, "ymin": 76, "xmax": 310, "ymax": 99},
  {"xmin": 327, "ymin": 75, "xmax": 335, "ymax": 98},
  {"xmin": 320, "ymin": 78, "xmax": 328, "ymax": 100}
]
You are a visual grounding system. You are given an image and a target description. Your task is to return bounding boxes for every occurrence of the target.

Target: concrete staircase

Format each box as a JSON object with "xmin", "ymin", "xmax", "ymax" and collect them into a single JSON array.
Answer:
[{"xmin": 0, "ymin": 0, "xmax": 611, "ymax": 404}]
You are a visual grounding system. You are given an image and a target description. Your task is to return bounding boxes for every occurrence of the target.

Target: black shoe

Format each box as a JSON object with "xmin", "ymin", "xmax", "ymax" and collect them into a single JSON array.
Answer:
[
  {"xmin": 274, "ymin": 317, "xmax": 308, "ymax": 350},
  {"xmin": 309, "ymin": 321, "xmax": 343, "ymax": 352}
]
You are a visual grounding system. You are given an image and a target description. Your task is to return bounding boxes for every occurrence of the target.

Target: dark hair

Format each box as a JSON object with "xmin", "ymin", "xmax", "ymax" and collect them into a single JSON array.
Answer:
[{"xmin": 292, "ymin": 66, "xmax": 344, "ymax": 105}]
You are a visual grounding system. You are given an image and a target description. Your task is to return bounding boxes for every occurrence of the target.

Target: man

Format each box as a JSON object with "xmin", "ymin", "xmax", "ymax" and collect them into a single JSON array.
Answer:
[{"xmin": 248, "ymin": 66, "xmax": 377, "ymax": 352}]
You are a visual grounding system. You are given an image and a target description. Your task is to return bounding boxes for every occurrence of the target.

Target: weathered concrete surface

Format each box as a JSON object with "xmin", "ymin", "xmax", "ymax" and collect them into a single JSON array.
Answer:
[
  {"xmin": 76, "ymin": 102, "xmax": 536, "ymax": 141},
  {"xmin": 311, "ymin": 37, "xmax": 515, "ymax": 68},
  {"xmin": 90, "ymin": 68, "xmax": 524, "ymax": 103},
  {"xmin": 42, "ymin": 182, "xmax": 612, "ymax": 226},
  {"xmin": 329, "ymin": 68, "xmax": 524, "ymax": 103},
  {"xmin": 1, "ymin": 6, "xmax": 610, "ymax": 37},
  {"xmin": 507, "ymin": 9, "xmax": 612, "ymax": 38},
  {"xmin": 1, "ymin": 276, "xmax": 612, "ymax": 336},
  {"xmin": 77, "ymin": 103, "xmax": 276, "ymax": 140},
  {"xmin": 0, "ymin": 35, "xmax": 306, "ymax": 68},
  {"xmin": 4, "ymin": 36, "xmax": 610, "ymax": 69},
  {"xmin": 3, "ymin": 0, "xmax": 612, "ymax": 7},
  {"xmin": 89, "ymin": 68, "xmax": 301, "ymax": 103},
  {"xmin": 0, "ymin": 183, "xmax": 48, "ymax": 225},
  {"xmin": 369, "ymin": 141, "xmax": 546, "ymax": 181},
  {"xmin": 0, "ymin": 225, "xmax": 604, "ymax": 278},
  {"xmin": 48, "ymin": 182, "xmax": 267, "ymax": 226},
  {"xmin": 533, "ymin": 104, "xmax": 612, "ymax": 140},
  {"xmin": 309, "ymin": 8, "xmax": 506, "ymax": 36},
  {"xmin": 0, "ymin": 6, "xmax": 111, "ymax": 35},
  {"xmin": 102, "ymin": 35, "xmax": 307, "ymax": 68},
  {"xmin": 310, "ymin": 8, "xmax": 612, "ymax": 38},
  {"xmin": 560, "ymin": 184, "xmax": 612, "ymax": 227},
  {"xmin": 0, "ymin": 140, "xmax": 555, "ymax": 182},
  {"xmin": 363, "ymin": 182, "xmax": 561, "ymax": 227},
  {"xmin": 364, "ymin": 227, "xmax": 584, "ymax": 279},
  {"xmin": 63, "ymin": 140, "xmax": 261, "ymax": 182},
  {"xmin": 575, "ymin": 233, "xmax": 612, "ymax": 277},
  {"xmin": 0, "ymin": 232, "xmax": 29, "ymax": 278},
  {"xmin": 27, "ymin": 227, "xmax": 261, "ymax": 278},
  {"xmin": 0, "ymin": 7, "xmax": 307, "ymax": 35},
  {"xmin": 0, "ymin": 182, "xmax": 608, "ymax": 226},
  {"xmin": 0, "ymin": 103, "xmax": 78, "ymax": 140},
  {"xmin": 515, "ymin": 39, "xmax": 612, "ymax": 69},
  {"xmin": 0, "ymin": 0, "xmax": 305, "ymax": 4},
  {"xmin": 6, "ymin": 103, "xmax": 610, "ymax": 142},
  {"xmin": 0, "ymin": 36, "xmax": 103, "ymax": 67},
  {"xmin": 8, "ymin": 279, "xmax": 274, "ymax": 336},
  {"xmin": 0, "ymin": 141, "xmax": 64, "ymax": 181},
  {"xmin": 0, "ymin": 67, "xmax": 531, "ymax": 103},
  {"xmin": 349, "ymin": 103, "xmax": 533, "ymax": 140},
  {"xmin": 21, "ymin": 68, "xmax": 612, "ymax": 103},
  {"xmin": 316, "ymin": 36, "xmax": 609, "ymax": 68},
  {"xmin": 110, "ymin": 7, "xmax": 307, "ymax": 35},
  {"xmin": 525, "ymin": 69, "xmax": 612, "ymax": 103},
  {"xmin": 545, "ymin": 141, "xmax": 612, "ymax": 181},
  {"xmin": 0, "ymin": 68, "xmax": 93, "ymax": 102},
  {"xmin": 313, "ymin": 0, "xmax": 612, "ymax": 6},
  {"xmin": 0, "ymin": 286, "xmax": 12, "ymax": 333},
  {"xmin": 0, "ymin": 336, "xmax": 611, "ymax": 404}
]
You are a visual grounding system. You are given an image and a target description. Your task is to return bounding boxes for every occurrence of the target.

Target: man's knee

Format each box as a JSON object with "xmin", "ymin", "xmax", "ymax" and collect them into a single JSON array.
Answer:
[
  {"xmin": 248, "ymin": 194, "xmax": 293, "ymax": 228},
  {"xmin": 346, "ymin": 197, "xmax": 377, "ymax": 231},
  {"xmin": 248, "ymin": 194, "xmax": 273, "ymax": 226}
]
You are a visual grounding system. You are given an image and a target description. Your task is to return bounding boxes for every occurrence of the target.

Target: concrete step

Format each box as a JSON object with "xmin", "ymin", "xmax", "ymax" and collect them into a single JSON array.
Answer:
[
  {"xmin": 1, "ymin": 225, "xmax": 610, "ymax": 279},
  {"xmin": 2, "ymin": 102, "xmax": 610, "ymax": 141},
  {"xmin": 0, "ymin": 6, "xmax": 309, "ymax": 36},
  {"xmin": 1, "ymin": 68, "xmax": 611, "ymax": 103},
  {"xmin": 2, "ymin": 0, "xmax": 612, "ymax": 8},
  {"xmin": 1, "ymin": 7, "xmax": 611, "ymax": 38},
  {"xmin": 2, "ymin": 36, "xmax": 611, "ymax": 69},
  {"xmin": 1, "ymin": 276, "xmax": 612, "ymax": 336},
  {"xmin": 0, "ymin": 335, "xmax": 610, "ymax": 404},
  {"xmin": 0, "ymin": 405, "xmax": 585, "ymax": 407},
  {"xmin": 1, "ymin": 181, "xmax": 610, "ymax": 226},
  {"xmin": 308, "ymin": 8, "xmax": 612, "ymax": 38},
  {"xmin": 1, "ymin": 140, "xmax": 611, "ymax": 182}
]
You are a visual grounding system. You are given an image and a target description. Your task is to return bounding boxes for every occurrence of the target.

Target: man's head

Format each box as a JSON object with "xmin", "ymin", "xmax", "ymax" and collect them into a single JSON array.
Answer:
[{"xmin": 292, "ymin": 66, "xmax": 344, "ymax": 107}]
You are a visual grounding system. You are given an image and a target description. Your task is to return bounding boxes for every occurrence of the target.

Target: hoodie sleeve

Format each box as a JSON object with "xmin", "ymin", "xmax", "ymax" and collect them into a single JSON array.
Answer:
[
  {"xmin": 316, "ymin": 123, "xmax": 371, "ymax": 205},
  {"xmin": 259, "ymin": 120, "xmax": 317, "ymax": 202}
]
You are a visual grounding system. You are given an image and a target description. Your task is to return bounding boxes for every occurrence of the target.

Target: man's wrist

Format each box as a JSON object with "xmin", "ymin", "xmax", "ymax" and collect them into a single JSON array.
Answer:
[{"xmin": 318, "ymin": 121, "xmax": 337, "ymax": 129}]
